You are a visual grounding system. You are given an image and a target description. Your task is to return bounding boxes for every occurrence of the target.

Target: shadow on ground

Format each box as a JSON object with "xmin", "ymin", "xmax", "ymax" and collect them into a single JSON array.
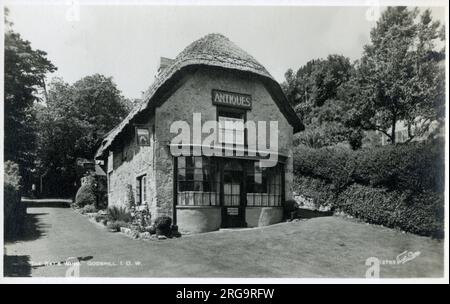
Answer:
[
  {"xmin": 3, "ymin": 255, "xmax": 32, "ymax": 277},
  {"xmin": 5, "ymin": 211, "xmax": 51, "ymax": 243},
  {"xmin": 297, "ymin": 208, "xmax": 333, "ymax": 219},
  {"xmin": 26, "ymin": 201, "xmax": 71, "ymax": 208}
]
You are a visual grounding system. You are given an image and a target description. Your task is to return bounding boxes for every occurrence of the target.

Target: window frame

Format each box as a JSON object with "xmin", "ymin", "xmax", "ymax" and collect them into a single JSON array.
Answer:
[{"xmin": 216, "ymin": 106, "xmax": 247, "ymax": 146}]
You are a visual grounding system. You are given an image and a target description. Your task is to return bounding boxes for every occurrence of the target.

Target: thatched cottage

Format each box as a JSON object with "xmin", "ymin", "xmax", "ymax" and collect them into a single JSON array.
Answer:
[{"xmin": 95, "ymin": 33, "xmax": 303, "ymax": 233}]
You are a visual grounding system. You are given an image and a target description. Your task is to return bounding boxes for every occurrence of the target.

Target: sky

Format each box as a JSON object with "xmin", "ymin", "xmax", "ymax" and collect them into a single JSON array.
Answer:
[{"xmin": 5, "ymin": 2, "xmax": 447, "ymax": 100}]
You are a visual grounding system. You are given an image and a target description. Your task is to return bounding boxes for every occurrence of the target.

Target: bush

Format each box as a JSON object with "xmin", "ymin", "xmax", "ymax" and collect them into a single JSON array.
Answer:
[
  {"xmin": 94, "ymin": 214, "xmax": 106, "ymax": 223},
  {"xmin": 292, "ymin": 139, "xmax": 445, "ymax": 238},
  {"xmin": 336, "ymin": 184, "xmax": 444, "ymax": 238},
  {"xmin": 154, "ymin": 216, "xmax": 172, "ymax": 236},
  {"xmin": 4, "ymin": 161, "xmax": 25, "ymax": 239},
  {"xmin": 75, "ymin": 183, "xmax": 96, "ymax": 208},
  {"xmin": 281, "ymin": 199, "xmax": 298, "ymax": 213},
  {"xmin": 146, "ymin": 225, "xmax": 156, "ymax": 235},
  {"xmin": 125, "ymin": 184, "xmax": 135, "ymax": 209},
  {"xmin": 81, "ymin": 204, "xmax": 97, "ymax": 214},
  {"xmin": 107, "ymin": 220, "xmax": 128, "ymax": 232},
  {"xmin": 293, "ymin": 140, "xmax": 444, "ymax": 193},
  {"xmin": 107, "ymin": 206, "xmax": 132, "ymax": 223},
  {"xmin": 281, "ymin": 199, "xmax": 299, "ymax": 220},
  {"xmin": 294, "ymin": 176, "xmax": 337, "ymax": 208}
]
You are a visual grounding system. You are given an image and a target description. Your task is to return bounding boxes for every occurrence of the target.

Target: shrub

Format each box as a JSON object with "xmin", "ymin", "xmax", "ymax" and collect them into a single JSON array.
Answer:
[
  {"xmin": 4, "ymin": 161, "xmax": 25, "ymax": 239},
  {"xmin": 94, "ymin": 214, "xmax": 106, "ymax": 223},
  {"xmin": 292, "ymin": 140, "xmax": 445, "ymax": 238},
  {"xmin": 75, "ymin": 183, "xmax": 96, "ymax": 207},
  {"xmin": 107, "ymin": 206, "xmax": 132, "ymax": 223},
  {"xmin": 125, "ymin": 184, "xmax": 135, "ymax": 209},
  {"xmin": 154, "ymin": 216, "xmax": 172, "ymax": 236},
  {"xmin": 293, "ymin": 176, "xmax": 337, "ymax": 208},
  {"xmin": 293, "ymin": 145, "xmax": 355, "ymax": 192},
  {"xmin": 81, "ymin": 204, "xmax": 97, "ymax": 214},
  {"xmin": 293, "ymin": 140, "xmax": 444, "ymax": 194},
  {"xmin": 353, "ymin": 140, "xmax": 445, "ymax": 193},
  {"xmin": 107, "ymin": 220, "xmax": 128, "ymax": 232},
  {"xmin": 336, "ymin": 184, "xmax": 444, "ymax": 238},
  {"xmin": 282, "ymin": 199, "xmax": 298, "ymax": 213},
  {"xmin": 281, "ymin": 199, "xmax": 299, "ymax": 220},
  {"xmin": 146, "ymin": 225, "xmax": 156, "ymax": 235}
]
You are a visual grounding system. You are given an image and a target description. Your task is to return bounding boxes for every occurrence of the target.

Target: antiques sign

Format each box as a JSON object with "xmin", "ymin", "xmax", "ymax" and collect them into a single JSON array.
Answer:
[{"xmin": 212, "ymin": 89, "xmax": 252, "ymax": 110}]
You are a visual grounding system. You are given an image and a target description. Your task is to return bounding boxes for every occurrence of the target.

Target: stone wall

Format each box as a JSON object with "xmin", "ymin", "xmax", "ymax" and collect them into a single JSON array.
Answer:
[{"xmin": 107, "ymin": 116, "xmax": 158, "ymax": 216}]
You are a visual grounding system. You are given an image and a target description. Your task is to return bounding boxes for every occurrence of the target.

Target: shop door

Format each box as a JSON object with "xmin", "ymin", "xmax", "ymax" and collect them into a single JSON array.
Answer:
[{"xmin": 221, "ymin": 160, "xmax": 246, "ymax": 228}]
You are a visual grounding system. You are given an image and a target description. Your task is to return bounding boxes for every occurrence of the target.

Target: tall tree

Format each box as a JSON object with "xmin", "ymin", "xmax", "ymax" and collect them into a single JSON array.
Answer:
[
  {"xmin": 282, "ymin": 55, "xmax": 359, "ymax": 148},
  {"xmin": 35, "ymin": 75, "xmax": 131, "ymax": 196},
  {"xmin": 345, "ymin": 7, "xmax": 444, "ymax": 144},
  {"xmin": 4, "ymin": 7, "xmax": 57, "ymax": 185}
]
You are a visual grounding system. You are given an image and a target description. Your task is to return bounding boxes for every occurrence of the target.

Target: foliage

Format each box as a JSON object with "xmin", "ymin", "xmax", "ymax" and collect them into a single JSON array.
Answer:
[
  {"xmin": 344, "ymin": 7, "xmax": 445, "ymax": 144},
  {"xmin": 81, "ymin": 204, "xmax": 97, "ymax": 214},
  {"xmin": 4, "ymin": 161, "xmax": 26, "ymax": 239},
  {"xmin": 154, "ymin": 216, "xmax": 172, "ymax": 236},
  {"xmin": 336, "ymin": 184, "xmax": 444, "ymax": 238},
  {"xmin": 293, "ymin": 140, "xmax": 444, "ymax": 194},
  {"xmin": 35, "ymin": 75, "xmax": 132, "ymax": 196},
  {"xmin": 293, "ymin": 139, "xmax": 445, "ymax": 237},
  {"xmin": 94, "ymin": 213, "xmax": 106, "ymax": 223},
  {"xmin": 4, "ymin": 9, "xmax": 57, "ymax": 188},
  {"xmin": 107, "ymin": 206, "xmax": 132, "ymax": 223},
  {"xmin": 281, "ymin": 199, "xmax": 299, "ymax": 213},
  {"xmin": 74, "ymin": 184, "xmax": 96, "ymax": 208},
  {"xmin": 293, "ymin": 175, "xmax": 336, "ymax": 208},
  {"xmin": 283, "ymin": 55, "xmax": 362, "ymax": 149},
  {"xmin": 107, "ymin": 220, "xmax": 128, "ymax": 232},
  {"xmin": 131, "ymin": 207, "xmax": 152, "ymax": 231},
  {"xmin": 125, "ymin": 184, "xmax": 135, "ymax": 209}
]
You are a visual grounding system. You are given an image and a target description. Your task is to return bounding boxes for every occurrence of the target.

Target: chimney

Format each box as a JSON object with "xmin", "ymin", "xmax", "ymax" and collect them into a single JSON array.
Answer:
[{"xmin": 158, "ymin": 57, "xmax": 174, "ymax": 73}]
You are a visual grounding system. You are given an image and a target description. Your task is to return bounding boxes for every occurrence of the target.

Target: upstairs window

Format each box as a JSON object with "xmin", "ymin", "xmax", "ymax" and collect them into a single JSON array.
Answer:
[{"xmin": 217, "ymin": 109, "xmax": 245, "ymax": 146}]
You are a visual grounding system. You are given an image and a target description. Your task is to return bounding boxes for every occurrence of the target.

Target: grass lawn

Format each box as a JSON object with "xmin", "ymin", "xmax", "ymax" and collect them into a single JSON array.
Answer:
[
  {"xmin": 169, "ymin": 216, "xmax": 444, "ymax": 278},
  {"xmin": 4, "ymin": 205, "xmax": 444, "ymax": 278}
]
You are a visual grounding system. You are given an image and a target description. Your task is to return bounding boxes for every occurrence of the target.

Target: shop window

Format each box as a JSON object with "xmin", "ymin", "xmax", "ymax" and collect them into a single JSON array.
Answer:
[
  {"xmin": 136, "ymin": 174, "xmax": 147, "ymax": 205},
  {"xmin": 218, "ymin": 110, "xmax": 245, "ymax": 146},
  {"xmin": 177, "ymin": 156, "xmax": 219, "ymax": 206},
  {"xmin": 246, "ymin": 162, "xmax": 283, "ymax": 207}
]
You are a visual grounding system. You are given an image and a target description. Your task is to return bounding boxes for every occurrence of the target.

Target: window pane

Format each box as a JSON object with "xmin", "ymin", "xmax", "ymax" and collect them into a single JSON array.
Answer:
[{"xmin": 178, "ymin": 156, "xmax": 186, "ymax": 169}]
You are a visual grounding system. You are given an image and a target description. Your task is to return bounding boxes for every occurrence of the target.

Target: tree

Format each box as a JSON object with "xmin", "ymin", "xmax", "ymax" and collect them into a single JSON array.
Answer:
[
  {"xmin": 345, "ymin": 7, "xmax": 444, "ymax": 144},
  {"xmin": 282, "ymin": 55, "xmax": 359, "ymax": 148},
  {"xmin": 35, "ymin": 75, "xmax": 131, "ymax": 196},
  {"xmin": 4, "ymin": 7, "xmax": 57, "ymax": 185}
]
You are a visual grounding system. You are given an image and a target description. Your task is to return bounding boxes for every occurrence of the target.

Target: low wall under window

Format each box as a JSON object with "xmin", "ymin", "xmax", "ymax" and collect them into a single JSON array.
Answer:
[{"xmin": 176, "ymin": 205, "xmax": 221, "ymax": 234}]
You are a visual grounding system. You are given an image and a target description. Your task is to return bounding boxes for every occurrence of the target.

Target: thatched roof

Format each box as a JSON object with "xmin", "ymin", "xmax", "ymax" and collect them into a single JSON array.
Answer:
[{"xmin": 95, "ymin": 33, "xmax": 303, "ymax": 159}]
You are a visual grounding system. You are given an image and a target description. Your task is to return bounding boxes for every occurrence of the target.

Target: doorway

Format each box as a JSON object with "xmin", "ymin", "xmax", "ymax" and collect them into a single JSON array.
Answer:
[{"xmin": 221, "ymin": 159, "xmax": 246, "ymax": 228}]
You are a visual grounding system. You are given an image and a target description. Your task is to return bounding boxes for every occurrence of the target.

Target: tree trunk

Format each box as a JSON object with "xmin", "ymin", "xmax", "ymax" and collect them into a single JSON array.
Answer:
[{"xmin": 391, "ymin": 116, "xmax": 397, "ymax": 144}]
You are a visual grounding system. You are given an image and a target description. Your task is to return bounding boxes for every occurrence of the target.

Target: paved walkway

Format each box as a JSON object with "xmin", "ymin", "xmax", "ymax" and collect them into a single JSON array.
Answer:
[{"xmin": 4, "ymin": 203, "xmax": 444, "ymax": 278}]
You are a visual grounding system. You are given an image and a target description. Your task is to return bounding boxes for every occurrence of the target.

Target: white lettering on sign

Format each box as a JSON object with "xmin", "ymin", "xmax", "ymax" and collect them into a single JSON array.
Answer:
[{"xmin": 212, "ymin": 90, "xmax": 252, "ymax": 109}]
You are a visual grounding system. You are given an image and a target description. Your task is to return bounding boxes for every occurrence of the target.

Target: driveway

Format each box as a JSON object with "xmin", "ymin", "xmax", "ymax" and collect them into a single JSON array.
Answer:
[{"xmin": 4, "ymin": 202, "xmax": 444, "ymax": 278}]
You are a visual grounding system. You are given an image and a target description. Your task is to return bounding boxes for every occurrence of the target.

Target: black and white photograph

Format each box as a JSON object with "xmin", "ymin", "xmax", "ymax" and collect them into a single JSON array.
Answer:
[{"xmin": 0, "ymin": 0, "xmax": 448, "ymax": 285}]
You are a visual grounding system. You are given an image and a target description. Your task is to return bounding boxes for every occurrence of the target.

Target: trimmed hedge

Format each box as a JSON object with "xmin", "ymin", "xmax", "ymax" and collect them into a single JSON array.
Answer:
[
  {"xmin": 294, "ymin": 175, "xmax": 336, "ymax": 208},
  {"xmin": 336, "ymin": 184, "xmax": 444, "ymax": 238},
  {"xmin": 293, "ymin": 139, "xmax": 444, "ymax": 193},
  {"xmin": 292, "ymin": 139, "xmax": 445, "ymax": 238}
]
